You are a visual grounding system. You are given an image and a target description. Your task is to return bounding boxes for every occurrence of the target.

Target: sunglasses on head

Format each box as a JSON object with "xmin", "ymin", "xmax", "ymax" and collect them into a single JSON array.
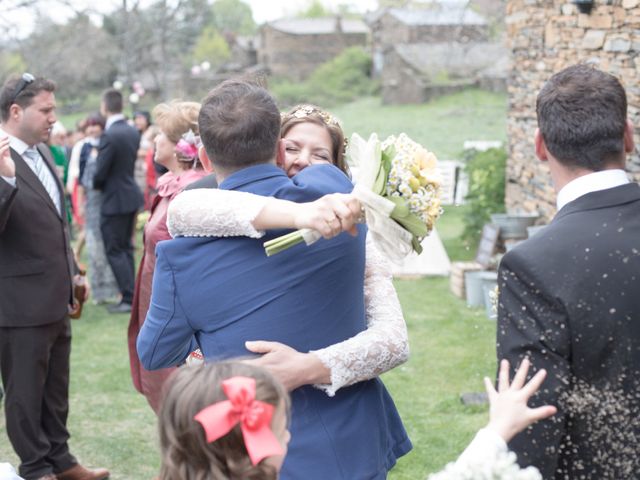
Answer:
[{"xmin": 11, "ymin": 73, "xmax": 35, "ymax": 103}]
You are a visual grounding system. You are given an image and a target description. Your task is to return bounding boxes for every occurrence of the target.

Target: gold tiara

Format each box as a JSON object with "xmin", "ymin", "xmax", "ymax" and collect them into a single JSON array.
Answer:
[{"xmin": 282, "ymin": 105, "xmax": 342, "ymax": 128}]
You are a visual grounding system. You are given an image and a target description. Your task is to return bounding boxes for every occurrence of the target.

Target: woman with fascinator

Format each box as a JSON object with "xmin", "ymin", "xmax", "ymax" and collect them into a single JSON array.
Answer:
[
  {"xmin": 169, "ymin": 104, "xmax": 409, "ymax": 399},
  {"xmin": 127, "ymin": 101, "xmax": 207, "ymax": 414}
]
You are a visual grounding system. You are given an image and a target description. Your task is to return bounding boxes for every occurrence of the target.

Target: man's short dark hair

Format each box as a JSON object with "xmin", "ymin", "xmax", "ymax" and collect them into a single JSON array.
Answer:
[
  {"xmin": 0, "ymin": 75, "xmax": 56, "ymax": 122},
  {"xmin": 198, "ymin": 79, "xmax": 281, "ymax": 170},
  {"xmin": 102, "ymin": 89, "xmax": 123, "ymax": 114},
  {"xmin": 536, "ymin": 64, "xmax": 628, "ymax": 171}
]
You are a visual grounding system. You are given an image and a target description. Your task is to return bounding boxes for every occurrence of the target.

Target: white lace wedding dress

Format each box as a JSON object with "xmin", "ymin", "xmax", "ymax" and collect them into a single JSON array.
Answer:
[{"xmin": 167, "ymin": 188, "xmax": 409, "ymax": 396}]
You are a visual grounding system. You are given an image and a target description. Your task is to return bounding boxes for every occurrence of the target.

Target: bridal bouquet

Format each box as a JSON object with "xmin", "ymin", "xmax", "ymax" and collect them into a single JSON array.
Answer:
[{"xmin": 264, "ymin": 133, "xmax": 442, "ymax": 261}]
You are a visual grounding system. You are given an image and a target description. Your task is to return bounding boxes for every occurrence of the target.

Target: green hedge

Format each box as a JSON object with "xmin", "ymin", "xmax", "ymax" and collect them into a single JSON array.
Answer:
[{"xmin": 461, "ymin": 147, "xmax": 507, "ymax": 243}]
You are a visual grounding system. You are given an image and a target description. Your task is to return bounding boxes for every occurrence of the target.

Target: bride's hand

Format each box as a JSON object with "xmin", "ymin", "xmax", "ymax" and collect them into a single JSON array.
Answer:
[
  {"xmin": 484, "ymin": 358, "xmax": 557, "ymax": 442},
  {"xmin": 244, "ymin": 340, "xmax": 330, "ymax": 391},
  {"xmin": 293, "ymin": 193, "xmax": 361, "ymax": 239}
]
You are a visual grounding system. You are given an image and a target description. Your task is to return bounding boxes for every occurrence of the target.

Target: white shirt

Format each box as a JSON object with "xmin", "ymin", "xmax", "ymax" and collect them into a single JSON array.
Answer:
[
  {"xmin": 556, "ymin": 169, "xmax": 630, "ymax": 211},
  {"xmin": 105, "ymin": 113, "xmax": 125, "ymax": 131}
]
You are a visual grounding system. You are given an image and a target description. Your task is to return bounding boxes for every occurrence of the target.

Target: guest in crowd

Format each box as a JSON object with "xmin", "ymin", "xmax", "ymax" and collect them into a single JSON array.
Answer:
[
  {"xmin": 77, "ymin": 114, "xmax": 119, "ymax": 305},
  {"xmin": 65, "ymin": 118, "xmax": 88, "ymax": 257},
  {"xmin": 169, "ymin": 104, "xmax": 409, "ymax": 396},
  {"xmin": 94, "ymin": 88, "xmax": 144, "ymax": 314},
  {"xmin": 127, "ymin": 101, "xmax": 207, "ymax": 413},
  {"xmin": 497, "ymin": 64, "xmax": 640, "ymax": 478},
  {"xmin": 133, "ymin": 110, "xmax": 153, "ymax": 208},
  {"xmin": 0, "ymin": 73, "xmax": 108, "ymax": 480}
]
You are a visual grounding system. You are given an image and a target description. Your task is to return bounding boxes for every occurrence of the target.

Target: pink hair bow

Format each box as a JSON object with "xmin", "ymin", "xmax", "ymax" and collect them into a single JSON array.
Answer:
[
  {"xmin": 175, "ymin": 139, "xmax": 199, "ymax": 159},
  {"xmin": 194, "ymin": 376, "xmax": 284, "ymax": 466}
]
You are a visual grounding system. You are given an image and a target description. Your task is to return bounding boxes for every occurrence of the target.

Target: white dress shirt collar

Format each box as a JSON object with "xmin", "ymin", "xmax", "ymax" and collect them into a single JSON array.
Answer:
[
  {"xmin": 105, "ymin": 113, "xmax": 126, "ymax": 131},
  {"xmin": 0, "ymin": 126, "xmax": 32, "ymax": 155},
  {"xmin": 556, "ymin": 169, "xmax": 630, "ymax": 211}
]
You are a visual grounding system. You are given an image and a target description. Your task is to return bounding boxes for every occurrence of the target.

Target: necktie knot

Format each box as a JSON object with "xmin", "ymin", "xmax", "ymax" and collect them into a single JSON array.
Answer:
[{"xmin": 24, "ymin": 147, "xmax": 40, "ymax": 162}]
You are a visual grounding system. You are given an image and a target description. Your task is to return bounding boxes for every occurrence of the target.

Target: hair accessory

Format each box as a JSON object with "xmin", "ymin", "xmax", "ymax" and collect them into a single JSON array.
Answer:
[
  {"xmin": 175, "ymin": 129, "xmax": 200, "ymax": 160},
  {"xmin": 283, "ymin": 105, "xmax": 341, "ymax": 127},
  {"xmin": 194, "ymin": 376, "xmax": 284, "ymax": 466}
]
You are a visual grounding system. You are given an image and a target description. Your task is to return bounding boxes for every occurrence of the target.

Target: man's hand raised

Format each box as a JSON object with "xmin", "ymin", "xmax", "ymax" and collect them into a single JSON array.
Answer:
[{"xmin": 0, "ymin": 137, "xmax": 15, "ymax": 178}]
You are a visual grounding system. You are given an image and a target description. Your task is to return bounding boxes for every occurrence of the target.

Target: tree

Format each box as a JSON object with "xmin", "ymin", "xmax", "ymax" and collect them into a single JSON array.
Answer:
[
  {"xmin": 211, "ymin": 0, "xmax": 256, "ymax": 36},
  {"xmin": 19, "ymin": 13, "xmax": 117, "ymax": 99},
  {"xmin": 297, "ymin": 0, "xmax": 331, "ymax": 18},
  {"xmin": 192, "ymin": 25, "xmax": 231, "ymax": 67}
]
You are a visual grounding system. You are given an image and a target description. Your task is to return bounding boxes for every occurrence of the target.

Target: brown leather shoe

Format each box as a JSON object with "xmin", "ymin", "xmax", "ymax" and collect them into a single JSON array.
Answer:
[
  {"xmin": 35, "ymin": 475, "xmax": 57, "ymax": 480},
  {"xmin": 56, "ymin": 464, "xmax": 110, "ymax": 480}
]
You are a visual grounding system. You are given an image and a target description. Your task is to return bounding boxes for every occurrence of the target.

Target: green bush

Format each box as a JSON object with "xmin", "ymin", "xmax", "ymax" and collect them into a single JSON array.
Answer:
[
  {"xmin": 461, "ymin": 147, "xmax": 506, "ymax": 243},
  {"xmin": 271, "ymin": 46, "xmax": 376, "ymax": 108}
]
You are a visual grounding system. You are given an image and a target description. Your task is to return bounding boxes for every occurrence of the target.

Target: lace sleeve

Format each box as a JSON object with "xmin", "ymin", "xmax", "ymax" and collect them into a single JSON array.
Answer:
[
  {"xmin": 311, "ymin": 234, "xmax": 409, "ymax": 396},
  {"xmin": 167, "ymin": 189, "xmax": 270, "ymax": 238}
]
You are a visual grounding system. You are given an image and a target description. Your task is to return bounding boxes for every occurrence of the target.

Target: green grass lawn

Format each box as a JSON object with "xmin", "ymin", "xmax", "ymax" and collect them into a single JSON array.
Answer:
[
  {"xmin": 2, "ymin": 90, "xmax": 505, "ymax": 478},
  {"xmin": 333, "ymin": 89, "xmax": 507, "ymax": 160}
]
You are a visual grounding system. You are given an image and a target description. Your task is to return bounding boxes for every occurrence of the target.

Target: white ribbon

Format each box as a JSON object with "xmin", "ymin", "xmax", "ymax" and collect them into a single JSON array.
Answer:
[{"xmin": 299, "ymin": 133, "xmax": 414, "ymax": 263}]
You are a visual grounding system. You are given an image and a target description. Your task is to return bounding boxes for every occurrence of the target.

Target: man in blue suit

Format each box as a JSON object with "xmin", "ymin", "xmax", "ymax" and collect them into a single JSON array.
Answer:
[{"xmin": 137, "ymin": 79, "xmax": 411, "ymax": 479}]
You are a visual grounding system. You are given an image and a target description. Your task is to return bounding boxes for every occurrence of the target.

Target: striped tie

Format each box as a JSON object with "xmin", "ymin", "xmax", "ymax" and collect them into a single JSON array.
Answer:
[{"xmin": 23, "ymin": 147, "xmax": 62, "ymax": 216}]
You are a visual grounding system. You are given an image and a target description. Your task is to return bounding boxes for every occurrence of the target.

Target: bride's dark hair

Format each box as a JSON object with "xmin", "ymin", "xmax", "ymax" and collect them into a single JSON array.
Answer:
[{"xmin": 158, "ymin": 362, "xmax": 289, "ymax": 480}]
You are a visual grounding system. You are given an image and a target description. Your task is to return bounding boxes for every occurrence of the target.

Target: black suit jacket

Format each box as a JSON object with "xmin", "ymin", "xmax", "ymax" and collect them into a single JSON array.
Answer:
[
  {"xmin": 0, "ymin": 145, "xmax": 76, "ymax": 327},
  {"xmin": 497, "ymin": 183, "xmax": 640, "ymax": 479},
  {"xmin": 94, "ymin": 119, "xmax": 143, "ymax": 215}
]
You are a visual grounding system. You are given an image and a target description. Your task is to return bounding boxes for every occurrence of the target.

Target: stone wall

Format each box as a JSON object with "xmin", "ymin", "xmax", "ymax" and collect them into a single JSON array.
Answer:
[
  {"xmin": 506, "ymin": 0, "xmax": 640, "ymax": 221},
  {"xmin": 259, "ymin": 27, "xmax": 367, "ymax": 81}
]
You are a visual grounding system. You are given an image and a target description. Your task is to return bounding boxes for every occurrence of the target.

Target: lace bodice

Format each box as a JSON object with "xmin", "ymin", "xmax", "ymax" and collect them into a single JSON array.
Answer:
[{"xmin": 167, "ymin": 188, "xmax": 409, "ymax": 396}]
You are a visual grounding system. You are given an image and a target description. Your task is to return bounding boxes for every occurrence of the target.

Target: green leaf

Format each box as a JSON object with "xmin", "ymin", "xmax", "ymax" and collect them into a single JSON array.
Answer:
[
  {"xmin": 387, "ymin": 196, "xmax": 410, "ymax": 218},
  {"xmin": 391, "ymin": 210, "xmax": 429, "ymax": 238},
  {"xmin": 412, "ymin": 235, "xmax": 423, "ymax": 254}
]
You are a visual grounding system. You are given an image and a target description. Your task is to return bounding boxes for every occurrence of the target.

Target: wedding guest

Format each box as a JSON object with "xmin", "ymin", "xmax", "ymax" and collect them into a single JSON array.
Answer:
[
  {"xmin": 138, "ymin": 79, "xmax": 411, "ymax": 479},
  {"xmin": 158, "ymin": 362, "xmax": 290, "ymax": 480},
  {"xmin": 66, "ymin": 119, "xmax": 88, "ymax": 257},
  {"xmin": 127, "ymin": 101, "xmax": 207, "ymax": 414},
  {"xmin": 94, "ymin": 88, "xmax": 144, "ymax": 314},
  {"xmin": 497, "ymin": 64, "xmax": 640, "ymax": 478},
  {"xmin": 78, "ymin": 114, "xmax": 119, "ymax": 305},
  {"xmin": 133, "ymin": 110, "xmax": 153, "ymax": 208},
  {"xmin": 0, "ymin": 74, "xmax": 108, "ymax": 480},
  {"xmin": 169, "ymin": 104, "xmax": 409, "ymax": 395}
]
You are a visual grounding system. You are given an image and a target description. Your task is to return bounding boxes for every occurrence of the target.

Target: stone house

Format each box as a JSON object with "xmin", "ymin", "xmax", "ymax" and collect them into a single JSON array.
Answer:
[
  {"xmin": 506, "ymin": 0, "xmax": 640, "ymax": 221},
  {"xmin": 366, "ymin": 6, "xmax": 507, "ymax": 104},
  {"xmin": 258, "ymin": 17, "xmax": 368, "ymax": 81}
]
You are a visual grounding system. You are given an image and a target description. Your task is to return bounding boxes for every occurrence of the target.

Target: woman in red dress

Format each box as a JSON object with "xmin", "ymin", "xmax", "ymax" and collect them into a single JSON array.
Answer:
[{"xmin": 127, "ymin": 101, "xmax": 207, "ymax": 413}]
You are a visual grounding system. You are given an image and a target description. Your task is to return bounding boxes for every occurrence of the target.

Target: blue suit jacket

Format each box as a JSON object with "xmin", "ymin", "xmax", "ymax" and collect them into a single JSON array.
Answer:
[{"xmin": 138, "ymin": 163, "xmax": 411, "ymax": 479}]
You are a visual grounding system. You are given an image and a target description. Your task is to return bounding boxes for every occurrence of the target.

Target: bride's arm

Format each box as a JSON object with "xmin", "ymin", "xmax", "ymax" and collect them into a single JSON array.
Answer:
[
  {"xmin": 309, "ymin": 234, "xmax": 409, "ymax": 396},
  {"xmin": 167, "ymin": 188, "xmax": 358, "ymax": 239}
]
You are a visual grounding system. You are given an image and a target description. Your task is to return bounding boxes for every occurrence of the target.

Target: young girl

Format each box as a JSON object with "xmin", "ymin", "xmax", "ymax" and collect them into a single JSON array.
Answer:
[
  {"xmin": 158, "ymin": 359, "xmax": 553, "ymax": 479},
  {"xmin": 158, "ymin": 362, "xmax": 290, "ymax": 480}
]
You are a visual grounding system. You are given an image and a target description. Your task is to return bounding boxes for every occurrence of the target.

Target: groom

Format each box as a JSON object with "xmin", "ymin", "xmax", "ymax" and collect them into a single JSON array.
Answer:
[
  {"xmin": 137, "ymin": 79, "xmax": 410, "ymax": 479},
  {"xmin": 497, "ymin": 64, "xmax": 640, "ymax": 479}
]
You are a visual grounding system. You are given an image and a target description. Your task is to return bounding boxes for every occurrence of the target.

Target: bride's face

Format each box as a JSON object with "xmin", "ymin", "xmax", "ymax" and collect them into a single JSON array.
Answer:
[{"xmin": 280, "ymin": 122, "xmax": 333, "ymax": 177}]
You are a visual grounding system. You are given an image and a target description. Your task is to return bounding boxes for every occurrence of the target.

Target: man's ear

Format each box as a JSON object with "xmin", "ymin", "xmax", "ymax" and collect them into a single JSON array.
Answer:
[
  {"xmin": 534, "ymin": 128, "xmax": 548, "ymax": 162},
  {"xmin": 624, "ymin": 119, "xmax": 635, "ymax": 154},
  {"xmin": 199, "ymin": 145, "xmax": 213, "ymax": 173},
  {"xmin": 8, "ymin": 103, "xmax": 22, "ymax": 123},
  {"xmin": 275, "ymin": 139, "xmax": 285, "ymax": 168}
]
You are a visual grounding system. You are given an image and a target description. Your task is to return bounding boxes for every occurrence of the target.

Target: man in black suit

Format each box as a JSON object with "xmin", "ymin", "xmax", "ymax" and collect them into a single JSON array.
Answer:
[
  {"xmin": 94, "ymin": 89, "xmax": 143, "ymax": 314},
  {"xmin": 0, "ymin": 75, "xmax": 109, "ymax": 480},
  {"xmin": 497, "ymin": 64, "xmax": 640, "ymax": 479}
]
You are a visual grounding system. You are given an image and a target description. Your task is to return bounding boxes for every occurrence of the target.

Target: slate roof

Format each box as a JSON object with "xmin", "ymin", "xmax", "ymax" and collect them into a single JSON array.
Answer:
[
  {"xmin": 367, "ymin": 7, "xmax": 487, "ymax": 26},
  {"xmin": 265, "ymin": 17, "xmax": 369, "ymax": 35}
]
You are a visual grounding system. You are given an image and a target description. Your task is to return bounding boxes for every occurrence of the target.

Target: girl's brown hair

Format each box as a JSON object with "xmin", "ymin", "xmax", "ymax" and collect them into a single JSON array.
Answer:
[
  {"xmin": 280, "ymin": 104, "xmax": 348, "ymax": 176},
  {"xmin": 159, "ymin": 362, "xmax": 289, "ymax": 480}
]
